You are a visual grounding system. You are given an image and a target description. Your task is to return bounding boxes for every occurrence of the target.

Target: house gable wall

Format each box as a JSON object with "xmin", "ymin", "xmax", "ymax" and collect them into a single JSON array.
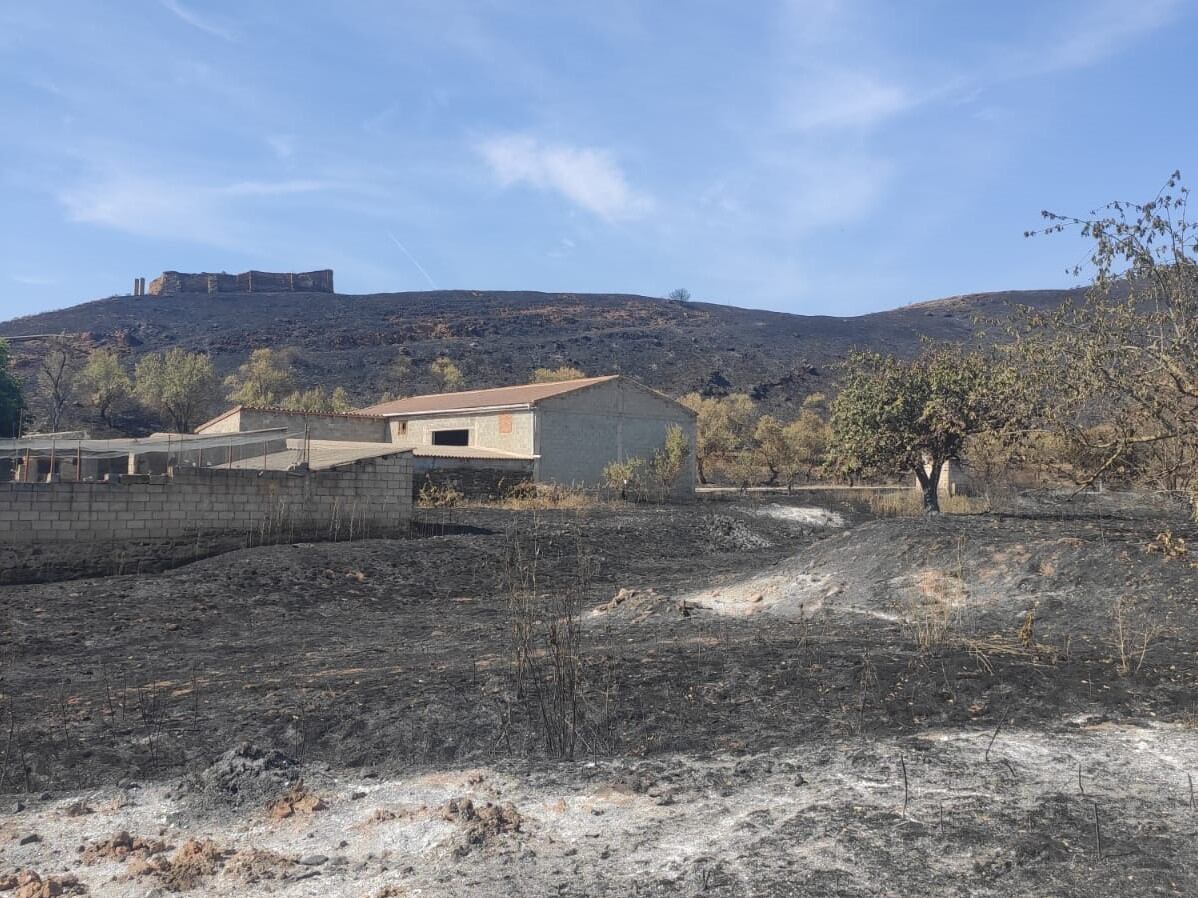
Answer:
[{"xmin": 533, "ymin": 379, "xmax": 696, "ymax": 495}]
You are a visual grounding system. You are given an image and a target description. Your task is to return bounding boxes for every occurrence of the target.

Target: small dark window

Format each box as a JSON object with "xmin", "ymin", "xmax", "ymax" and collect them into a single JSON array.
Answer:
[{"xmin": 432, "ymin": 429, "xmax": 469, "ymax": 446}]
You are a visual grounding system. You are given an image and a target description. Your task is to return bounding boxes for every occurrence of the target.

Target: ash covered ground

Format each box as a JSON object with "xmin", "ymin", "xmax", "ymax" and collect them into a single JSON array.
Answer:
[{"xmin": 2, "ymin": 494, "xmax": 1197, "ymax": 896}]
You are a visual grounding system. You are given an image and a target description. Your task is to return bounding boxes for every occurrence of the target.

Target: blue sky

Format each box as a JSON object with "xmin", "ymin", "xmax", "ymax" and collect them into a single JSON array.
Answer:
[{"xmin": 1, "ymin": 1, "xmax": 1194, "ymax": 320}]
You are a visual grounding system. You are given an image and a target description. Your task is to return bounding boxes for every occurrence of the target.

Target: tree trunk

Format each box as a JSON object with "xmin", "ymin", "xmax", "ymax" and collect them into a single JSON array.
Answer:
[
  {"xmin": 914, "ymin": 458, "xmax": 943, "ymax": 514},
  {"xmin": 696, "ymin": 456, "xmax": 708, "ymax": 485}
]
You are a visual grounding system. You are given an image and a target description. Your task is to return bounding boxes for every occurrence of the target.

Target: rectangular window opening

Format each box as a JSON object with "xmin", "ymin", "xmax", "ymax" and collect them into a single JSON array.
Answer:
[{"xmin": 431, "ymin": 429, "xmax": 469, "ymax": 446}]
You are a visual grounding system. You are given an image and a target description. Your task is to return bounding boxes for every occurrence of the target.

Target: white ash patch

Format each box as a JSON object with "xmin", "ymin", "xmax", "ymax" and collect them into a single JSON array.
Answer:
[{"xmin": 754, "ymin": 504, "xmax": 848, "ymax": 528}]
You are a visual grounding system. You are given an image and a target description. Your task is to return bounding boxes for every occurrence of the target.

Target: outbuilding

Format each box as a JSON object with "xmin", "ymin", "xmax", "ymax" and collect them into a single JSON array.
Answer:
[{"xmin": 360, "ymin": 375, "xmax": 697, "ymax": 496}]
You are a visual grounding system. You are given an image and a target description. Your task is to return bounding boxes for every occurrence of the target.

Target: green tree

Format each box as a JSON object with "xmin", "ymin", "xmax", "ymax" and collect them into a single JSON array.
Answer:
[
  {"xmin": 77, "ymin": 348, "xmax": 133, "ymax": 427},
  {"xmin": 651, "ymin": 424, "xmax": 691, "ymax": 497},
  {"xmin": 0, "ymin": 339, "xmax": 23, "ymax": 438},
  {"xmin": 134, "ymin": 348, "xmax": 220, "ymax": 432},
  {"xmin": 37, "ymin": 335, "xmax": 81, "ymax": 432},
  {"xmin": 383, "ymin": 353, "xmax": 411, "ymax": 396},
  {"xmin": 786, "ymin": 394, "xmax": 832, "ymax": 485},
  {"xmin": 753, "ymin": 415, "xmax": 791, "ymax": 485},
  {"xmin": 602, "ymin": 457, "xmax": 645, "ymax": 500},
  {"xmin": 531, "ymin": 365, "xmax": 587, "ymax": 383},
  {"xmin": 1017, "ymin": 171, "xmax": 1198, "ymax": 503},
  {"xmin": 282, "ymin": 386, "xmax": 353, "ymax": 413},
  {"xmin": 828, "ymin": 348, "xmax": 1017, "ymax": 513},
  {"xmin": 429, "ymin": 356, "xmax": 464, "ymax": 392},
  {"xmin": 225, "ymin": 348, "xmax": 295, "ymax": 407},
  {"xmin": 679, "ymin": 392, "xmax": 756, "ymax": 484}
]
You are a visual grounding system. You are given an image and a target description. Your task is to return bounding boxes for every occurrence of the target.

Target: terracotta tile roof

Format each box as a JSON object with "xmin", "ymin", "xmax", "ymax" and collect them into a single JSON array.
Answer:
[
  {"xmin": 410, "ymin": 445, "xmax": 535, "ymax": 460},
  {"xmin": 358, "ymin": 375, "xmax": 619, "ymax": 416}
]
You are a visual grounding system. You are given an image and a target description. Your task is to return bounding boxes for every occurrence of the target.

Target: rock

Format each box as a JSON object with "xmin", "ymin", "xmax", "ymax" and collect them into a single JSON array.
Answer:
[
  {"xmin": 19, "ymin": 833, "xmax": 41, "ymax": 845},
  {"xmin": 267, "ymin": 781, "xmax": 327, "ymax": 820},
  {"xmin": 299, "ymin": 855, "xmax": 328, "ymax": 866}
]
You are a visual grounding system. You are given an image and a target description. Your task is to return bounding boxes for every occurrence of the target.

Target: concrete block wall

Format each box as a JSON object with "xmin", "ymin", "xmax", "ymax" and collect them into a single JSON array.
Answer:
[
  {"xmin": 388, "ymin": 409, "xmax": 535, "ymax": 455},
  {"xmin": 232, "ymin": 408, "xmax": 389, "ymax": 442},
  {"xmin": 0, "ymin": 454, "xmax": 412, "ymax": 545},
  {"xmin": 534, "ymin": 379, "xmax": 697, "ymax": 496}
]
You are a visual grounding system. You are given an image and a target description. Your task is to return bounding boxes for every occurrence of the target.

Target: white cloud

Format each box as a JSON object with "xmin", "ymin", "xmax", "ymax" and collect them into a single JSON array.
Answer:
[
  {"xmin": 782, "ymin": 70, "xmax": 913, "ymax": 132},
  {"xmin": 160, "ymin": 0, "xmax": 237, "ymax": 42},
  {"xmin": 1044, "ymin": 0, "xmax": 1180, "ymax": 71},
  {"xmin": 478, "ymin": 135, "xmax": 653, "ymax": 221}
]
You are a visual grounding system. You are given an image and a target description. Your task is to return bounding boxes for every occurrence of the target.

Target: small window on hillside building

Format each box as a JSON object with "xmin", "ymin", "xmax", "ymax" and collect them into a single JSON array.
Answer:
[
  {"xmin": 432, "ymin": 429, "xmax": 469, "ymax": 446},
  {"xmin": 498, "ymin": 413, "xmax": 513, "ymax": 434}
]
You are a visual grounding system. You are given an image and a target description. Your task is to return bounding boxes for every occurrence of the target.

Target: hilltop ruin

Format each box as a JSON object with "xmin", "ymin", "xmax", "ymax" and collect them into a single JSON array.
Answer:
[{"xmin": 144, "ymin": 269, "xmax": 334, "ymax": 296}]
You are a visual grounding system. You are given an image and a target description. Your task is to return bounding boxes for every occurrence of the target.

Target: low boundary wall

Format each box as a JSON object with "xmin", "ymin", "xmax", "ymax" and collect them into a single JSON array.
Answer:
[{"xmin": 0, "ymin": 454, "xmax": 412, "ymax": 545}]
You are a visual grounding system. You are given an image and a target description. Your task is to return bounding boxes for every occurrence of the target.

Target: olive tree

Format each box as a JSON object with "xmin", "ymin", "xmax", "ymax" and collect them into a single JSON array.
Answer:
[
  {"xmin": 225, "ymin": 348, "xmax": 295, "ymax": 407},
  {"xmin": 828, "ymin": 347, "xmax": 1017, "ymax": 513},
  {"xmin": 78, "ymin": 348, "xmax": 133, "ymax": 427},
  {"xmin": 429, "ymin": 356, "xmax": 464, "ymax": 392},
  {"xmin": 532, "ymin": 366, "xmax": 587, "ymax": 383},
  {"xmin": 0, "ymin": 339, "xmax": 23, "ymax": 438},
  {"xmin": 678, "ymin": 392, "xmax": 756, "ymax": 484},
  {"xmin": 282, "ymin": 386, "xmax": 353, "ymax": 413},
  {"xmin": 37, "ymin": 336, "xmax": 81, "ymax": 431},
  {"xmin": 134, "ymin": 348, "xmax": 220, "ymax": 432}
]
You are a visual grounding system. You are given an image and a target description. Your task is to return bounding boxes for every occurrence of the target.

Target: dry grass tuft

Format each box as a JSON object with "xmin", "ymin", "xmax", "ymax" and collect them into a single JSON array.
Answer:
[
  {"xmin": 494, "ymin": 482, "xmax": 598, "ymax": 511},
  {"xmin": 867, "ymin": 491, "xmax": 986, "ymax": 517}
]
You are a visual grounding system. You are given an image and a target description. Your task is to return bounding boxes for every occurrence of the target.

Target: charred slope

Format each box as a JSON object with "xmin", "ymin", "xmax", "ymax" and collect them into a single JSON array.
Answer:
[{"xmin": 0, "ymin": 287, "xmax": 1076, "ymax": 412}]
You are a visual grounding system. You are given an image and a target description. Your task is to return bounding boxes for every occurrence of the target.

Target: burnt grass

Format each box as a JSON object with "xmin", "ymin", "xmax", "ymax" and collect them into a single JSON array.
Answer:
[
  {"xmin": 1, "ymin": 495, "xmax": 1198, "ymax": 894},
  {"xmin": 0, "ymin": 496, "xmax": 1194, "ymax": 788}
]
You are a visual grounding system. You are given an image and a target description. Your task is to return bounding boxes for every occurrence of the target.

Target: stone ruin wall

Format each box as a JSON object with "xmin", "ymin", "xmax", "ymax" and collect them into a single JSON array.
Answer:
[{"xmin": 146, "ymin": 269, "xmax": 334, "ymax": 296}]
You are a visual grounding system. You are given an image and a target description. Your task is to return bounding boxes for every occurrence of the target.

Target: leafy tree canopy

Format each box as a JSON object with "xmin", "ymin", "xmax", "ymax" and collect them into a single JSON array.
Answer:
[
  {"xmin": 0, "ymin": 339, "xmax": 23, "ymax": 438},
  {"xmin": 134, "ymin": 348, "xmax": 220, "ymax": 433},
  {"xmin": 828, "ymin": 347, "xmax": 1018, "ymax": 512}
]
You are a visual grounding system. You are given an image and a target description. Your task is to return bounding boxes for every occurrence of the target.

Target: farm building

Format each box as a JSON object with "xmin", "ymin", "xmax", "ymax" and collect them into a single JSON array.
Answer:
[{"xmin": 197, "ymin": 375, "xmax": 698, "ymax": 497}]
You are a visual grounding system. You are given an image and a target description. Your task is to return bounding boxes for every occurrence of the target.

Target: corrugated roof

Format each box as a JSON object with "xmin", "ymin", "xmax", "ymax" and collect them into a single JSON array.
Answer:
[
  {"xmin": 358, "ymin": 375, "xmax": 618, "ymax": 416},
  {"xmin": 410, "ymin": 445, "xmax": 535, "ymax": 460}
]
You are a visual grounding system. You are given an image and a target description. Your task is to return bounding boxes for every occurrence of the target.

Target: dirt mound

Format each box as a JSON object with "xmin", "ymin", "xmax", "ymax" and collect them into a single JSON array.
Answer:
[
  {"xmin": 0, "ymin": 871, "xmax": 86, "ymax": 898},
  {"xmin": 81, "ymin": 831, "xmax": 167, "ymax": 864},
  {"xmin": 224, "ymin": 848, "xmax": 297, "ymax": 883},
  {"xmin": 193, "ymin": 742, "xmax": 297, "ymax": 807},
  {"xmin": 441, "ymin": 797, "xmax": 521, "ymax": 854},
  {"xmin": 267, "ymin": 780, "xmax": 328, "ymax": 820},
  {"xmin": 703, "ymin": 515, "xmax": 773, "ymax": 552},
  {"xmin": 118, "ymin": 840, "xmax": 225, "ymax": 889}
]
